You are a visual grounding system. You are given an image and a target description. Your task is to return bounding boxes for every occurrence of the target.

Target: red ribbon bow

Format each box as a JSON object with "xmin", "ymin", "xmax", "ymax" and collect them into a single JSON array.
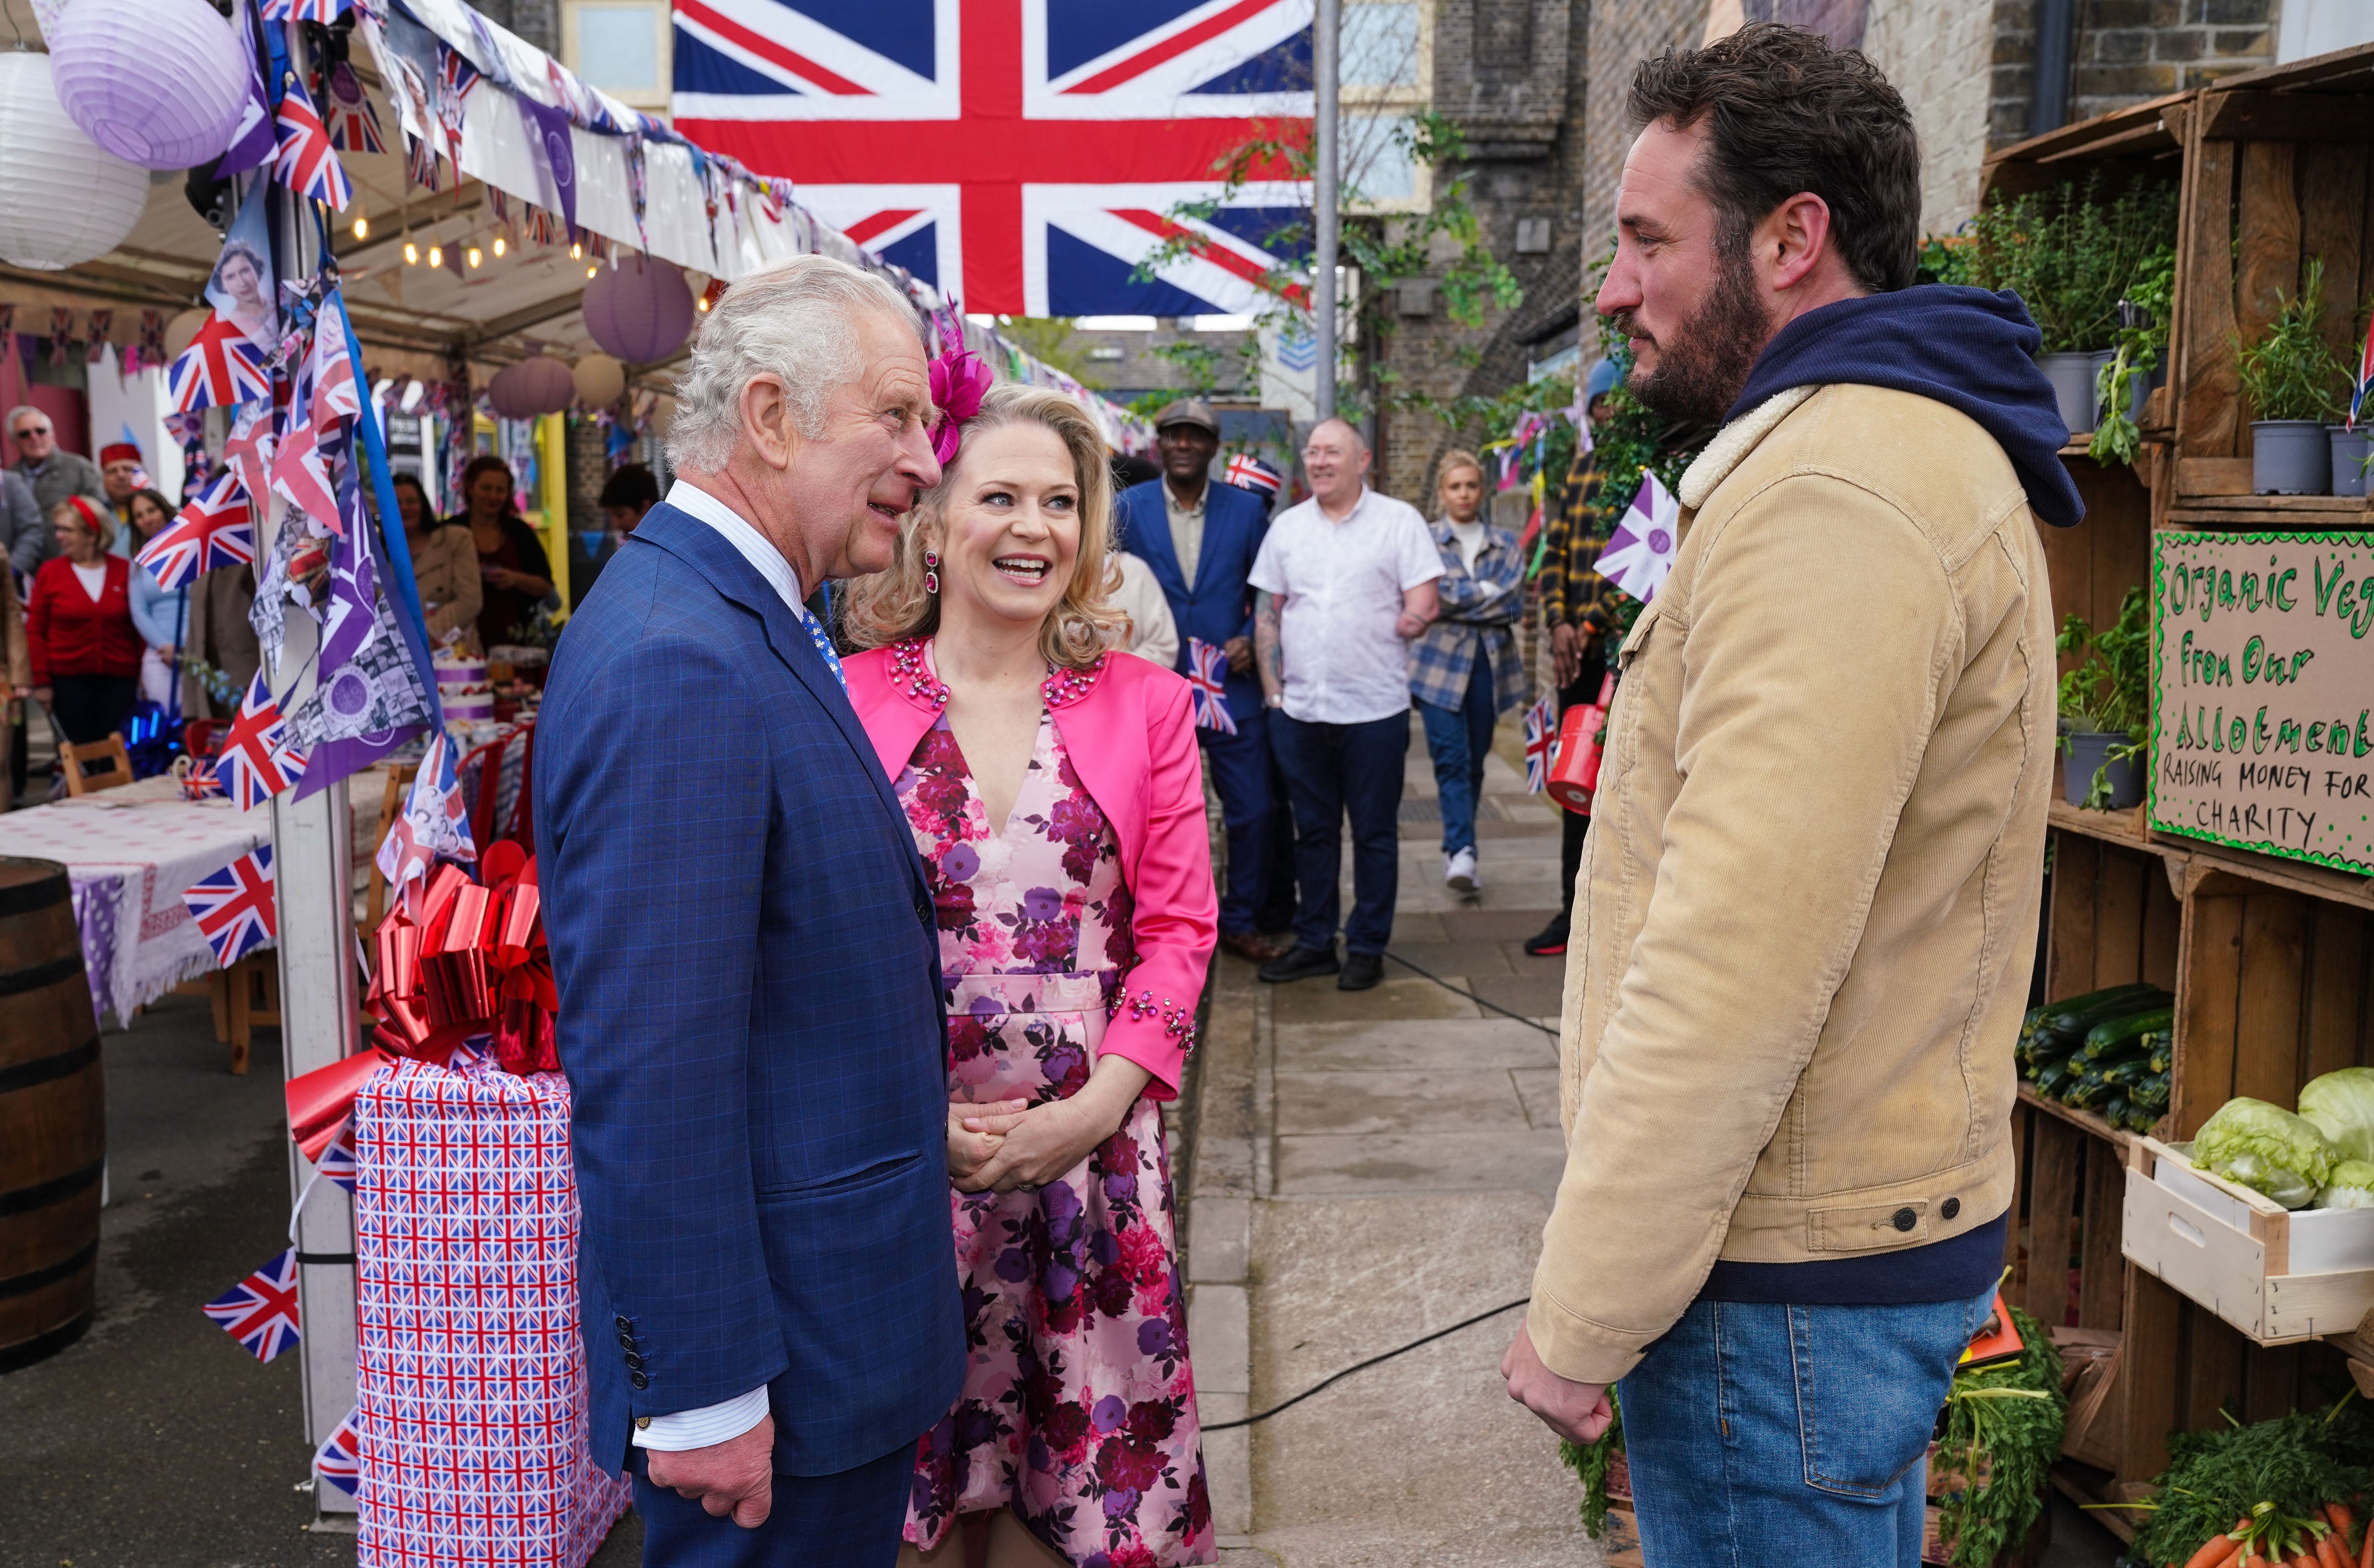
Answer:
[{"xmin": 362, "ymin": 848, "xmax": 558, "ymax": 1077}]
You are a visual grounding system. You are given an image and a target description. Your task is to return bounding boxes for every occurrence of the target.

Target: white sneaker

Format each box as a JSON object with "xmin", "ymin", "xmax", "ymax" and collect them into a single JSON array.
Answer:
[{"xmin": 1445, "ymin": 847, "xmax": 1479, "ymax": 893}]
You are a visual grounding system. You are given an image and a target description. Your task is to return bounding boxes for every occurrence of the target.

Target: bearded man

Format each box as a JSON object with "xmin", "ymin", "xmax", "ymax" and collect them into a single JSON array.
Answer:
[{"xmin": 1503, "ymin": 25, "xmax": 2079, "ymax": 1564}]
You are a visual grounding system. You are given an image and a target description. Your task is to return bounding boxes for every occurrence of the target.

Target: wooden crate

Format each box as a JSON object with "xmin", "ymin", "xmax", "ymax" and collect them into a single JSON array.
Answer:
[
  {"xmin": 2124, "ymin": 1136, "xmax": 2374, "ymax": 1345},
  {"xmin": 2164, "ymin": 45, "xmax": 2374, "ymax": 510}
]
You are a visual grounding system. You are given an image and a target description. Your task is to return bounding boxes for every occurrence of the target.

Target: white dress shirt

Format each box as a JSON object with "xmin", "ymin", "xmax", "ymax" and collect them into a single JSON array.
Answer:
[
  {"xmin": 629, "ymin": 480, "xmax": 797, "ymax": 1454},
  {"xmin": 665, "ymin": 479, "xmax": 808, "ymax": 613},
  {"xmin": 1248, "ymin": 486, "xmax": 1442, "ymax": 725}
]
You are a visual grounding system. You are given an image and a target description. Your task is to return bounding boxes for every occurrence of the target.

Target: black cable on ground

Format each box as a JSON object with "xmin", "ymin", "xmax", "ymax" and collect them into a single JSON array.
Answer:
[
  {"xmin": 1202, "ymin": 1298, "xmax": 1531, "ymax": 1431},
  {"xmin": 1382, "ymin": 949, "xmax": 1559, "ymax": 1036}
]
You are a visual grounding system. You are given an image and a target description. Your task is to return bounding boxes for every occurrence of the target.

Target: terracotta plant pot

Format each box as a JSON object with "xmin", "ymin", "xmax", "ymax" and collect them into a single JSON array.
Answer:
[{"xmin": 2252, "ymin": 419, "xmax": 2330, "ymax": 494}]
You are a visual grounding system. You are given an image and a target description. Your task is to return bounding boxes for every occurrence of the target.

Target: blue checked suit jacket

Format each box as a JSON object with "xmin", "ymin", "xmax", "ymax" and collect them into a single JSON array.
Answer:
[
  {"xmin": 536, "ymin": 502, "xmax": 964, "ymax": 1476},
  {"xmin": 1114, "ymin": 477, "xmax": 1269, "ymax": 721}
]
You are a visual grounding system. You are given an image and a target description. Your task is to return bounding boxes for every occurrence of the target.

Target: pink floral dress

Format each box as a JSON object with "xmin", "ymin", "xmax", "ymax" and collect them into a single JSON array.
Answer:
[{"xmin": 895, "ymin": 691, "xmax": 1213, "ymax": 1567}]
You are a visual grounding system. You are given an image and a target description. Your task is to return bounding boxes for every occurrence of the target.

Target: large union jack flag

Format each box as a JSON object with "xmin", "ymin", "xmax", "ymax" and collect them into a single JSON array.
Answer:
[
  {"xmin": 672, "ymin": 0, "xmax": 1313, "ymax": 315},
  {"xmin": 184, "ymin": 843, "xmax": 277, "ymax": 968},
  {"xmin": 202, "ymin": 1246, "xmax": 301, "ymax": 1362}
]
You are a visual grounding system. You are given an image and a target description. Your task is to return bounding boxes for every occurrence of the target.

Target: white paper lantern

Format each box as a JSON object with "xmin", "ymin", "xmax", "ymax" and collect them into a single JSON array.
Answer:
[
  {"xmin": 164, "ymin": 307, "xmax": 208, "ymax": 358},
  {"xmin": 0, "ymin": 53, "xmax": 151, "ymax": 271},
  {"xmin": 49, "ymin": 0, "xmax": 251, "ymax": 172},
  {"xmin": 573, "ymin": 354, "xmax": 625, "ymax": 408}
]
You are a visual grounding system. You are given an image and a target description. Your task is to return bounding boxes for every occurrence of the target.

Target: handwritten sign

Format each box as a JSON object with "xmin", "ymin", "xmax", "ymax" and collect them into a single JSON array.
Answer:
[{"xmin": 2150, "ymin": 531, "xmax": 2374, "ymax": 876}]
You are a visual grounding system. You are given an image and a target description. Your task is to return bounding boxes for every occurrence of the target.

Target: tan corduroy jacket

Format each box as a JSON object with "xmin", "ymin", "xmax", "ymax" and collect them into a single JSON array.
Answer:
[{"xmin": 1527, "ymin": 382, "xmax": 2056, "ymax": 1386}]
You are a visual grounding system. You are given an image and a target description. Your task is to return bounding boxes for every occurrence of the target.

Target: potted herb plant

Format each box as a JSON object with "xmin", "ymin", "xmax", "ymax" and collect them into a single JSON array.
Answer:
[
  {"xmin": 2236, "ymin": 256, "xmax": 2350, "ymax": 494},
  {"xmin": 1967, "ymin": 176, "xmax": 2177, "ymax": 437},
  {"xmin": 2056, "ymin": 585, "xmax": 2150, "ymax": 811},
  {"xmin": 2089, "ymin": 245, "xmax": 2174, "ymax": 467}
]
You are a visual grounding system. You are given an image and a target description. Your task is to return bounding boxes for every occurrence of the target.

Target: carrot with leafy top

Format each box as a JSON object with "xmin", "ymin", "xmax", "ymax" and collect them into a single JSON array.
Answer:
[{"xmin": 2185, "ymin": 1528, "xmax": 2244, "ymax": 1568}]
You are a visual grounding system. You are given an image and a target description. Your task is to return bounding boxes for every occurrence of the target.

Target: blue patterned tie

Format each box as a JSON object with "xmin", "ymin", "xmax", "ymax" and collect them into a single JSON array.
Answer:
[{"xmin": 796, "ymin": 601, "xmax": 847, "ymax": 691}]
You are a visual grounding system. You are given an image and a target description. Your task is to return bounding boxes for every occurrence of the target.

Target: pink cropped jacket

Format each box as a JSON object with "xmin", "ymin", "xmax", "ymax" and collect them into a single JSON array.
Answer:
[{"xmin": 843, "ymin": 640, "xmax": 1218, "ymax": 1098}]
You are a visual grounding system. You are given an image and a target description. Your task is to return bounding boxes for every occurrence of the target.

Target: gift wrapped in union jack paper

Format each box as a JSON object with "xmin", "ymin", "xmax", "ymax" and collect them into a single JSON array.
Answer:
[{"xmin": 352, "ymin": 1055, "xmax": 630, "ymax": 1568}]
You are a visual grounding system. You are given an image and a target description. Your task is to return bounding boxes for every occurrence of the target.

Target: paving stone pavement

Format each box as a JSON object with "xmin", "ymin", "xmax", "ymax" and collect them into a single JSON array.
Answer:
[{"xmin": 1185, "ymin": 723, "xmax": 1603, "ymax": 1567}]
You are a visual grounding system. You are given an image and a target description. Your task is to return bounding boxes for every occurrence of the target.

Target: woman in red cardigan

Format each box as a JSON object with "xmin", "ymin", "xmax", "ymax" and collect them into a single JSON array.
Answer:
[
  {"xmin": 28, "ymin": 495, "xmax": 143, "ymax": 747},
  {"xmin": 844, "ymin": 382, "xmax": 1217, "ymax": 1567}
]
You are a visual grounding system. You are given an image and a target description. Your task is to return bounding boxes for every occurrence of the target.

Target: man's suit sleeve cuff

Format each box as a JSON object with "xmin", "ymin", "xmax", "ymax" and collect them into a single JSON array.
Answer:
[{"xmin": 632, "ymin": 1387, "xmax": 769, "ymax": 1451}]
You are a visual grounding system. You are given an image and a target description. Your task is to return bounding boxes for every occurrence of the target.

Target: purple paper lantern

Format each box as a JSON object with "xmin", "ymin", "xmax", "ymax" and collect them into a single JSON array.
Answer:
[
  {"xmin": 486, "ymin": 356, "xmax": 575, "ymax": 420},
  {"xmin": 581, "ymin": 254, "xmax": 696, "ymax": 366},
  {"xmin": 49, "ymin": 0, "xmax": 252, "ymax": 172}
]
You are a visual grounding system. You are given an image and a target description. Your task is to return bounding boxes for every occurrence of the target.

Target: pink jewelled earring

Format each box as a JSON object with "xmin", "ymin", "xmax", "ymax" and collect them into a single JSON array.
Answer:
[{"xmin": 923, "ymin": 549, "xmax": 940, "ymax": 595}]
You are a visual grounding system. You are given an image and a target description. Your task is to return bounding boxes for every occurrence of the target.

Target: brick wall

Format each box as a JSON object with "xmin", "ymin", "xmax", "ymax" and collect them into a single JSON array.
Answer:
[
  {"xmin": 1864, "ymin": 1, "xmax": 1996, "ymax": 237},
  {"xmin": 1990, "ymin": 0, "xmax": 2275, "ymax": 151}
]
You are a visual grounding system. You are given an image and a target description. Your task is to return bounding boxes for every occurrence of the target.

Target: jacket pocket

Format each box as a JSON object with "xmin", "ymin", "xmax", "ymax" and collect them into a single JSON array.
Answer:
[
  {"xmin": 1808, "ymin": 1199, "xmax": 1932, "ymax": 1253},
  {"xmin": 754, "ymin": 1150, "xmax": 925, "ymax": 1199},
  {"xmin": 1790, "ymin": 1292, "xmax": 1987, "ymax": 1497},
  {"xmin": 1616, "ymin": 601, "xmax": 1662, "ymax": 672}
]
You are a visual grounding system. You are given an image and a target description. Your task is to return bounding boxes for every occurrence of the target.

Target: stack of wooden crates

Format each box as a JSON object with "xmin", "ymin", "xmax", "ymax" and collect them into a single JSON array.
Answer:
[{"xmin": 1986, "ymin": 45, "xmax": 2374, "ymax": 1545}]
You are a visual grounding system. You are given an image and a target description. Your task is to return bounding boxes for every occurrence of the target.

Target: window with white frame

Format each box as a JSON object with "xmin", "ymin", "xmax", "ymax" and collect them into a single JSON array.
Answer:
[{"xmin": 562, "ymin": 1, "xmax": 671, "ymax": 113}]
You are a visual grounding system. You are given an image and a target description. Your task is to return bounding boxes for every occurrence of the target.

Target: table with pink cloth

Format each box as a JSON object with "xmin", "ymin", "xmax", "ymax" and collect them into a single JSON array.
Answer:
[{"xmin": 0, "ymin": 774, "xmax": 383, "ymax": 1026}]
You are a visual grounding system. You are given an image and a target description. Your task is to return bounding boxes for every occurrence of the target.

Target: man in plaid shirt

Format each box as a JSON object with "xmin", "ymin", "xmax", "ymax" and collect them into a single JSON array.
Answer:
[{"xmin": 1526, "ymin": 357, "xmax": 1622, "ymax": 956}]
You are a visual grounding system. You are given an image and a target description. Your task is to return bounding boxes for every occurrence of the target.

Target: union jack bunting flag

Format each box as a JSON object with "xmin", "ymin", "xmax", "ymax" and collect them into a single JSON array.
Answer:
[
  {"xmin": 166, "ymin": 311, "xmax": 271, "ymax": 413},
  {"xmin": 323, "ymin": 61, "xmax": 386, "ymax": 154},
  {"xmin": 2354, "ymin": 317, "xmax": 2374, "ymax": 431},
  {"xmin": 317, "ymin": 1127, "xmax": 360, "ymax": 1196},
  {"xmin": 377, "ymin": 733, "xmax": 476, "ymax": 914},
  {"xmin": 137, "ymin": 472, "xmax": 256, "ymax": 591},
  {"xmin": 1522, "ymin": 694, "xmax": 1555, "ymax": 794},
  {"xmin": 221, "ymin": 672, "xmax": 310, "ymax": 810},
  {"xmin": 1184, "ymin": 637, "xmax": 1237, "ymax": 736},
  {"xmin": 263, "ymin": 0, "xmax": 354, "ymax": 17},
  {"xmin": 271, "ymin": 414, "xmax": 343, "ymax": 536},
  {"xmin": 274, "ymin": 73, "xmax": 354, "ymax": 211},
  {"xmin": 1224, "ymin": 452, "xmax": 1282, "ymax": 500},
  {"xmin": 201, "ymin": 1247, "xmax": 301, "ymax": 1362},
  {"xmin": 314, "ymin": 1406, "xmax": 361, "ymax": 1497},
  {"xmin": 184, "ymin": 844, "xmax": 277, "ymax": 968},
  {"xmin": 225, "ymin": 404, "xmax": 277, "ymax": 510},
  {"xmin": 309, "ymin": 297, "xmax": 361, "ymax": 428},
  {"xmin": 671, "ymin": 0, "xmax": 1314, "ymax": 314}
]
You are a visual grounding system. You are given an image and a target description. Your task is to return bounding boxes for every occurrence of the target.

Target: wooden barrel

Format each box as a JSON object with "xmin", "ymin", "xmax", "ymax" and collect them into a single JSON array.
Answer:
[{"xmin": 0, "ymin": 858, "xmax": 103, "ymax": 1370}]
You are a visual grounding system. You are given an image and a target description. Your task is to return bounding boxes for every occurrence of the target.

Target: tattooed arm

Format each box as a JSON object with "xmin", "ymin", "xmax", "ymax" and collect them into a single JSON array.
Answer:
[{"xmin": 1253, "ymin": 589, "xmax": 1285, "ymax": 704}]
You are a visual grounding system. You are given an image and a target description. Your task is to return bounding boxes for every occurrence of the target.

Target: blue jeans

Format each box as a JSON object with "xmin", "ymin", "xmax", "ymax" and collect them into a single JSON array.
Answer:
[
  {"xmin": 632, "ymin": 1440, "xmax": 912, "ymax": 1566},
  {"xmin": 1200, "ymin": 707, "xmax": 1274, "ymax": 936},
  {"xmin": 1270, "ymin": 709, "xmax": 1408, "ymax": 955},
  {"xmin": 1618, "ymin": 1285, "xmax": 1993, "ymax": 1567},
  {"xmin": 1415, "ymin": 646, "xmax": 1495, "ymax": 857}
]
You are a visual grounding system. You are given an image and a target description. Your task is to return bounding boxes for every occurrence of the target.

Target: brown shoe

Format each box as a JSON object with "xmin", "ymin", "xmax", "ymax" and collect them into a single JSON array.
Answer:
[{"xmin": 1218, "ymin": 930, "xmax": 1288, "ymax": 963}]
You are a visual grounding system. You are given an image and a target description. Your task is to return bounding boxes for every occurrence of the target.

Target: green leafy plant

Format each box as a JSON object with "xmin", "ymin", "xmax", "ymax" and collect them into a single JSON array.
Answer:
[
  {"xmin": 2090, "ymin": 243, "xmax": 2175, "ymax": 465},
  {"xmin": 1554, "ymin": 1388, "xmax": 1624, "ymax": 1538},
  {"xmin": 1964, "ymin": 174, "xmax": 2178, "ymax": 355},
  {"xmin": 2237, "ymin": 256, "xmax": 2353, "ymax": 424},
  {"xmin": 1134, "ymin": 109, "xmax": 1520, "ymax": 421},
  {"xmin": 1932, "ymin": 1304, "xmax": 2065, "ymax": 1568},
  {"xmin": 2056, "ymin": 584, "xmax": 2151, "ymax": 809}
]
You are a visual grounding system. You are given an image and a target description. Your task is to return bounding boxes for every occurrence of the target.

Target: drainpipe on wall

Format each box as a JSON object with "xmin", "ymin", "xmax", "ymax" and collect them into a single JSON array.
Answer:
[{"xmin": 2030, "ymin": 0, "xmax": 2078, "ymax": 137}]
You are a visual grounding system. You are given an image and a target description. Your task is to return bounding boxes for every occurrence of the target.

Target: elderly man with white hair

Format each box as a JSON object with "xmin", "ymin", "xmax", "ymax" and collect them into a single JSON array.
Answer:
[{"xmin": 537, "ymin": 254, "xmax": 965, "ymax": 1566}]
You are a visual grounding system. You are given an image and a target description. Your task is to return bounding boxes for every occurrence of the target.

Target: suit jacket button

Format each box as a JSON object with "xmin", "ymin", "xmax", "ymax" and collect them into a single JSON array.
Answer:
[
  {"xmin": 617, "ymin": 1330, "xmax": 636, "ymax": 1349},
  {"xmin": 1941, "ymin": 1196, "xmax": 1961, "ymax": 1220},
  {"xmin": 1892, "ymin": 1207, "xmax": 1918, "ymax": 1232},
  {"xmin": 630, "ymin": 1372, "xmax": 649, "ymax": 1390},
  {"xmin": 624, "ymin": 1352, "xmax": 644, "ymax": 1371},
  {"xmin": 614, "ymin": 1315, "xmax": 632, "ymax": 1332}
]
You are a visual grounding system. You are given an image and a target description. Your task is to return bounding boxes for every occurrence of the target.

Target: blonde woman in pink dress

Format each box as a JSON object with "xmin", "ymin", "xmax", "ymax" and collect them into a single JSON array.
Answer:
[{"xmin": 844, "ymin": 380, "xmax": 1218, "ymax": 1568}]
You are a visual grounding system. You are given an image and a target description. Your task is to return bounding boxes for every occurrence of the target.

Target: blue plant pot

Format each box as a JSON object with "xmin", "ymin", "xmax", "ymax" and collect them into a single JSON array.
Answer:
[{"xmin": 2064, "ymin": 732, "xmax": 2143, "ymax": 810}]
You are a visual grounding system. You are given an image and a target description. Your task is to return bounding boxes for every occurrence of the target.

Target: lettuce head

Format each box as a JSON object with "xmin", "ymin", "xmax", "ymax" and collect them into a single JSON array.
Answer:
[
  {"xmin": 2320, "ymin": 1159, "xmax": 2374, "ymax": 1210},
  {"xmin": 2194, "ymin": 1097, "xmax": 2338, "ymax": 1210},
  {"xmin": 2299, "ymin": 1068, "xmax": 2374, "ymax": 1163}
]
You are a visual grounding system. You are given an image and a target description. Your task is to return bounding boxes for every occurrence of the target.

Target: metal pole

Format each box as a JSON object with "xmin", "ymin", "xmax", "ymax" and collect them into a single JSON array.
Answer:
[{"xmin": 1312, "ymin": 0, "xmax": 1339, "ymax": 424}]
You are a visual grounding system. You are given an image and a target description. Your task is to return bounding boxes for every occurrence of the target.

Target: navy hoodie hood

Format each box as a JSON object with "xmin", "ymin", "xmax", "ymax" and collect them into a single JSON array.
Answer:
[{"xmin": 1723, "ymin": 285, "xmax": 2084, "ymax": 527}]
